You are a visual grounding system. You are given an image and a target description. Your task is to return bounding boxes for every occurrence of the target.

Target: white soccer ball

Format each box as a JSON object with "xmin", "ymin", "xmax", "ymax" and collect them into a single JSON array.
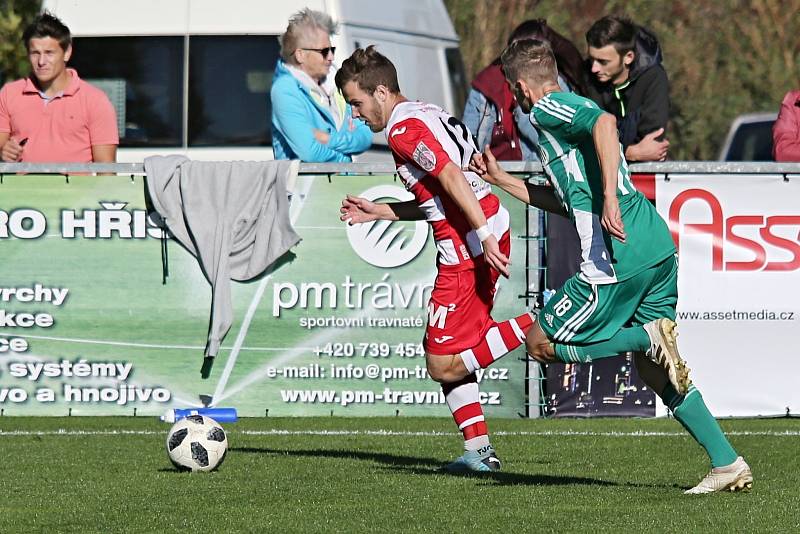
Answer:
[{"xmin": 166, "ymin": 415, "xmax": 228, "ymax": 472}]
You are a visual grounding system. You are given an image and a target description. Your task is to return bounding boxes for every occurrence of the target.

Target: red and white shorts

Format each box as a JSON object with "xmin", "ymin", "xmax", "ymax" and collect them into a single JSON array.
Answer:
[{"xmin": 424, "ymin": 229, "xmax": 511, "ymax": 355}]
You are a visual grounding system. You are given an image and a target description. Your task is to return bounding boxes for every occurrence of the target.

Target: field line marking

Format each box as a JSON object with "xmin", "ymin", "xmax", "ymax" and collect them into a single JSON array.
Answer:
[{"xmin": 211, "ymin": 174, "xmax": 315, "ymax": 405}]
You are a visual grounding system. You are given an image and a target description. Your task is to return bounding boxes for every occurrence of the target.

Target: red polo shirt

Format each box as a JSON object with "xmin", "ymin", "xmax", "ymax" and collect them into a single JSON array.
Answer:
[{"xmin": 0, "ymin": 68, "xmax": 119, "ymax": 162}]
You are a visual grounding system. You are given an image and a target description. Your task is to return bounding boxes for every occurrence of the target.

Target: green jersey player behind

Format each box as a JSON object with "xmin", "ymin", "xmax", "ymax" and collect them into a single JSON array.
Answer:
[
  {"xmin": 531, "ymin": 90, "xmax": 675, "ymax": 284},
  {"xmin": 469, "ymin": 38, "xmax": 751, "ymax": 495}
]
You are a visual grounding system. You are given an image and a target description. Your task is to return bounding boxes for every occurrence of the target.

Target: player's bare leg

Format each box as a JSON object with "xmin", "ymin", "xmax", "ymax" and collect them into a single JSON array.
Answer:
[
  {"xmin": 426, "ymin": 314, "xmax": 537, "ymax": 379},
  {"xmin": 525, "ymin": 321, "xmax": 557, "ymax": 363},
  {"xmin": 426, "ymin": 353, "xmax": 470, "ymax": 383}
]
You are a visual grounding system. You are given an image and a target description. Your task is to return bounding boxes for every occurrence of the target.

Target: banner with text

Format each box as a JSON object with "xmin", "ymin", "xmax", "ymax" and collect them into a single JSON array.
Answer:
[
  {"xmin": 0, "ymin": 174, "xmax": 529, "ymax": 417},
  {"xmin": 656, "ymin": 174, "xmax": 800, "ymax": 416}
]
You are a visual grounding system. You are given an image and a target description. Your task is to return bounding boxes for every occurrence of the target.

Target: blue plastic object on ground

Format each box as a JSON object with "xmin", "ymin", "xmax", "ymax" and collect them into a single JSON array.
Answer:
[{"xmin": 160, "ymin": 407, "xmax": 238, "ymax": 423}]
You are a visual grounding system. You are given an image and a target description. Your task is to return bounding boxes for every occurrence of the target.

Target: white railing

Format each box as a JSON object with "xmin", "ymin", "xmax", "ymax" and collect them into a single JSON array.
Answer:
[
  {"xmin": 0, "ymin": 161, "xmax": 540, "ymax": 175},
  {"xmin": 1, "ymin": 161, "xmax": 800, "ymax": 176}
]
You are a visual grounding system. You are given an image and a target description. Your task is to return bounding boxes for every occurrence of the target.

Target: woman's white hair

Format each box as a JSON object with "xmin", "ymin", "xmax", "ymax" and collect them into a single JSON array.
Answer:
[{"xmin": 279, "ymin": 8, "xmax": 338, "ymax": 63}]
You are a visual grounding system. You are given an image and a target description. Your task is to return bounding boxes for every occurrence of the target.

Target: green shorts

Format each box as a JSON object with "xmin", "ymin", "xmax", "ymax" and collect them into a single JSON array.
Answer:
[{"xmin": 540, "ymin": 255, "xmax": 678, "ymax": 344}]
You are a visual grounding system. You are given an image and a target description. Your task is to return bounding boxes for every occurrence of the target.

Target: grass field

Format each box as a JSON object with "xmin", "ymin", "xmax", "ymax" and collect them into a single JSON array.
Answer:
[{"xmin": 1, "ymin": 416, "xmax": 797, "ymax": 533}]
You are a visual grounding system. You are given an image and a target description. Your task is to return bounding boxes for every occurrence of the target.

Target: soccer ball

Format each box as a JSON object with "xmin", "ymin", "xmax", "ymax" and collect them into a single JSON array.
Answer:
[{"xmin": 166, "ymin": 415, "xmax": 228, "ymax": 472}]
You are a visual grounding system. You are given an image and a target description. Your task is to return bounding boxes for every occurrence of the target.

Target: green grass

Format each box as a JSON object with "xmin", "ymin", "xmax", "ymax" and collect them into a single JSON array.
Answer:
[{"xmin": 0, "ymin": 416, "xmax": 797, "ymax": 533}]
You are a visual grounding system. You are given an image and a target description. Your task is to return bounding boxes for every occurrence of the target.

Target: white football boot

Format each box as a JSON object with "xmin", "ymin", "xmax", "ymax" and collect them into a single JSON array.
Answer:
[{"xmin": 685, "ymin": 456, "xmax": 753, "ymax": 494}]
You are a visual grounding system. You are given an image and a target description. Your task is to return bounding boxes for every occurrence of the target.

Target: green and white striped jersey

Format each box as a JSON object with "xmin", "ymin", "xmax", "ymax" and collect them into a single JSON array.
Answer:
[{"xmin": 530, "ymin": 91, "xmax": 675, "ymax": 284}]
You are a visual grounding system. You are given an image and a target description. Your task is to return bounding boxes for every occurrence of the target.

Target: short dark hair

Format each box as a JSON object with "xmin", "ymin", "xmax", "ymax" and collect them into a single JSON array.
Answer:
[
  {"xmin": 23, "ymin": 12, "xmax": 72, "ymax": 51},
  {"xmin": 507, "ymin": 18, "xmax": 590, "ymax": 96},
  {"xmin": 335, "ymin": 45, "xmax": 400, "ymax": 94},
  {"xmin": 501, "ymin": 39, "xmax": 558, "ymax": 87},
  {"xmin": 586, "ymin": 15, "xmax": 636, "ymax": 55},
  {"xmin": 507, "ymin": 18, "xmax": 549, "ymax": 46}
]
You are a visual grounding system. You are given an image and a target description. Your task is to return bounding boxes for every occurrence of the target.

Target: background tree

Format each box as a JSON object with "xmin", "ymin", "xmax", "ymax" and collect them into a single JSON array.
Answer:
[
  {"xmin": 0, "ymin": 0, "xmax": 42, "ymax": 84},
  {"xmin": 445, "ymin": 0, "xmax": 800, "ymax": 159}
]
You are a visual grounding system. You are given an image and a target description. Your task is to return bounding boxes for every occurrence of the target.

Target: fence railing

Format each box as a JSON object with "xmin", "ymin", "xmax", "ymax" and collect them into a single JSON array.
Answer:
[
  {"xmin": 0, "ymin": 161, "xmax": 541, "ymax": 175},
  {"xmin": 1, "ymin": 161, "xmax": 800, "ymax": 176}
]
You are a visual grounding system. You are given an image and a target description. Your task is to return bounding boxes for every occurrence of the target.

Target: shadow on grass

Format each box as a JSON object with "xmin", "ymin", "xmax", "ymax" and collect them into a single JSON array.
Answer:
[{"xmin": 230, "ymin": 446, "xmax": 653, "ymax": 488}]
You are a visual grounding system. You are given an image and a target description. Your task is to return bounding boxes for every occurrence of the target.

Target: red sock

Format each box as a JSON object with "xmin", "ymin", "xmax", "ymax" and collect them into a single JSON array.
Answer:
[{"xmin": 460, "ymin": 312, "xmax": 535, "ymax": 373}]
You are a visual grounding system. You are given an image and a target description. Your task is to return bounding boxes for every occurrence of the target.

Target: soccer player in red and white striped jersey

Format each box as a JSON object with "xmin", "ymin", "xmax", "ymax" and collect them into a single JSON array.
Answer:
[{"xmin": 335, "ymin": 46, "xmax": 535, "ymax": 472}]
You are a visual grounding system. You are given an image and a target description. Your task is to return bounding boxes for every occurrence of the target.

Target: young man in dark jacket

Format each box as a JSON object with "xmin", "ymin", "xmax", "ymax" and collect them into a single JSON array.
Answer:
[{"xmin": 586, "ymin": 15, "xmax": 670, "ymax": 162}]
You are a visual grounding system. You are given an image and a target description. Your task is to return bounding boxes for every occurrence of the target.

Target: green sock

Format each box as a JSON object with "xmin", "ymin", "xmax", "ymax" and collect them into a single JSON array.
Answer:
[
  {"xmin": 663, "ymin": 384, "xmax": 738, "ymax": 468},
  {"xmin": 554, "ymin": 326, "xmax": 650, "ymax": 363}
]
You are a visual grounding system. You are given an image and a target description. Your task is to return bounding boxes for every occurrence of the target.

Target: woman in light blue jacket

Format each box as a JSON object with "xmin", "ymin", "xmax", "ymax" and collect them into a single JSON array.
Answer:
[{"xmin": 271, "ymin": 9, "xmax": 372, "ymax": 162}]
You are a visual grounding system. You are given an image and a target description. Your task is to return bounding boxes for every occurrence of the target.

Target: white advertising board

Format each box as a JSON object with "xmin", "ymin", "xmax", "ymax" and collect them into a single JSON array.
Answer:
[{"xmin": 656, "ymin": 174, "xmax": 800, "ymax": 416}]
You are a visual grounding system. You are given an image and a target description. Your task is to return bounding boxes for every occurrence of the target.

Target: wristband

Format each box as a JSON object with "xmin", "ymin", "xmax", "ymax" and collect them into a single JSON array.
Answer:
[{"xmin": 475, "ymin": 225, "xmax": 492, "ymax": 242}]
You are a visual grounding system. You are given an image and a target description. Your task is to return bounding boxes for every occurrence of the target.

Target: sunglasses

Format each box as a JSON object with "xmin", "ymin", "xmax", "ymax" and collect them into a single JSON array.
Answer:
[{"xmin": 301, "ymin": 46, "xmax": 336, "ymax": 57}]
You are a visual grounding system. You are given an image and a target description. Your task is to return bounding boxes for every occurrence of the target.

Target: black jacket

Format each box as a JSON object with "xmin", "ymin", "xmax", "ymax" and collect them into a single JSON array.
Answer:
[{"xmin": 588, "ymin": 26, "xmax": 670, "ymax": 149}]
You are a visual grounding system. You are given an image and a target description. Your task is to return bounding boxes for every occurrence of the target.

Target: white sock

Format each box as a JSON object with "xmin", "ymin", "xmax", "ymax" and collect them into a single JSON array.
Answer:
[{"xmin": 464, "ymin": 434, "xmax": 491, "ymax": 451}]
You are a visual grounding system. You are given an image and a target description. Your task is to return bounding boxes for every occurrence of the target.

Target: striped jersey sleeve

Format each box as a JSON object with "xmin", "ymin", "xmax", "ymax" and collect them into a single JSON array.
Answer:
[
  {"xmin": 533, "ymin": 94, "xmax": 605, "ymax": 144},
  {"xmin": 388, "ymin": 117, "xmax": 451, "ymax": 177}
]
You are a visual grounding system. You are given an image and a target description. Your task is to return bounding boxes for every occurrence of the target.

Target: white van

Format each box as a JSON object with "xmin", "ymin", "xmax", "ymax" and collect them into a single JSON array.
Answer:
[{"xmin": 41, "ymin": 0, "xmax": 467, "ymax": 162}]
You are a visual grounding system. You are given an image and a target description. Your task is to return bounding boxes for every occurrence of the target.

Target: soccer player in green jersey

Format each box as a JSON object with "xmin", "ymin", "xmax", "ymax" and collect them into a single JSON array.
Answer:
[{"xmin": 470, "ymin": 38, "xmax": 752, "ymax": 494}]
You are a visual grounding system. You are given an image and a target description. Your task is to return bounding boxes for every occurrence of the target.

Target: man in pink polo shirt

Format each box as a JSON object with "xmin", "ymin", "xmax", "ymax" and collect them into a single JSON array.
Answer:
[{"xmin": 0, "ymin": 12, "xmax": 118, "ymax": 163}]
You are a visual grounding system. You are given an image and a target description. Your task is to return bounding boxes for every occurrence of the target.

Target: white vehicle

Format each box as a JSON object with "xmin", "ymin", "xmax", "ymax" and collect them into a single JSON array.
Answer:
[{"xmin": 42, "ymin": 0, "xmax": 467, "ymax": 162}]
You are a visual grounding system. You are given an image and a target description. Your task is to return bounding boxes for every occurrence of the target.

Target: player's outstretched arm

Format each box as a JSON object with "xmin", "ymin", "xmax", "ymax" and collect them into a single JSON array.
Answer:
[
  {"xmin": 340, "ymin": 195, "xmax": 424, "ymax": 224},
  {"xmin": 593, "ymin": 113, "xmax": 626, "ymax": 242},
  {"xmin": 523, "ymin": 183, "xmax": 568, "ymax": 217},
  {"xmin": 471, "ymin": 147, "xmax": 566, "ymax": 216},
  {"xmin": 469, "ymin": 146, "xmax": 529, "ymax": 203},
  {"xmin": 438, "ymin": 161, "xmax": 510, "ymax": 277},
  {"xmin": 387, "ymin": 201, "xmax": 427, "ymax": 221}
]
